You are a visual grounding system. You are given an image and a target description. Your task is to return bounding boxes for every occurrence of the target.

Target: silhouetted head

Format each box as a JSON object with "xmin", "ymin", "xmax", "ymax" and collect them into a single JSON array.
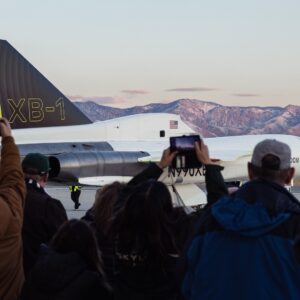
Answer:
[
  {"xmin": 22, "ymin": 153, "xmax": 50, "ymax": 186},
  {"xmin": 50, "ymin": 219, "xmax": 104, "ymax": 274},
  {"xmin": 93, "ymin": 181, "xmax": 125, "ymax": 234},
  {"xmin": 248, "ymin": 139, "xmax": 295, "ymax": 185},
  {"xmin": 114, "ymin": 180, "xmax": 178, "ymax": 262}
]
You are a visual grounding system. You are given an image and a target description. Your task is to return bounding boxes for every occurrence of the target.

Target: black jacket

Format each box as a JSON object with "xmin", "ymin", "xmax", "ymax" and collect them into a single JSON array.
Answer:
[
  {"xmin": 114, "ymin": 252, "xmax": 180, "ymax": 300},
  {"xmin": 82, "ymin": 210, "xmax": 116, "ymax": 286},
  {"xmin": 22, "ymin": 179, "xmax": 68, "ymax": 277},
  {"xmin": 123, "ymin": 162, "xmax": 229, "ymax": 298},
  {"xmin": 112, "ymin": 163, "xmax": 228, "ymax": 300},
  {"xmin": 125, "ymin": 163, "xmax": 228, "ymax": 235},
  {"xmin": 117, "ymin": 163, "xmax": 228, "ymax": 249},
  {"xmin": 21, "ymin": 244, "xmax": 112, "ymax": 300},
  {"xmin": 127, "ymin": 163, "xmax": 228, "ymax": 207}
]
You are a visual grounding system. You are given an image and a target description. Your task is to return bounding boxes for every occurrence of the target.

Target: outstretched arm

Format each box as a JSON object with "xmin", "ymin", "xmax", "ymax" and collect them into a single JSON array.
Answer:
[
  {"xmin": 0, "ymin": 118, "xmax": 26, "ymax": 237},
  {"xmin": 195, "ymin": 140, "xmax": 228, "ymax": 207},
  {"xmin": 128, "ymin": 148, "xmax": 177, "ymax": 186}
]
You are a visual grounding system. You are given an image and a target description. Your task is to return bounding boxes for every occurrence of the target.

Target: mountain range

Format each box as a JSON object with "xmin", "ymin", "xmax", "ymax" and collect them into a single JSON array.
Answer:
[{"xmin": 74, "ymin": 99, "xmax": 300, "ymax": 137}]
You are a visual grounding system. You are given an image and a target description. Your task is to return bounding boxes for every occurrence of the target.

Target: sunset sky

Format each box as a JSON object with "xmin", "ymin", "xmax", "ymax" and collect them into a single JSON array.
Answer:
[{"xmin": 1, "ymin": 0, "xmax": 299, "ymax": 108}]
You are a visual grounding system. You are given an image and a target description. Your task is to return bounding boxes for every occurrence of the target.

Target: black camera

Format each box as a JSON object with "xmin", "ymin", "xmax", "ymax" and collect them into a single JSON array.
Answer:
[{"xmin": 170, "ymin": 135, "xmax": 202, "ymax": 169}]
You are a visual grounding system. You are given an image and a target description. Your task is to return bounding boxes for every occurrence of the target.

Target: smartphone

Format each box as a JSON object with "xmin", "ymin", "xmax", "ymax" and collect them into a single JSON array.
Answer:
[
  {"xmin": 169, "ymin": 135, "xmax": 202, "ymax": 168},
  {"xmin": 170, "ymin": 135, "xmax": 200, "ymax": 153}
]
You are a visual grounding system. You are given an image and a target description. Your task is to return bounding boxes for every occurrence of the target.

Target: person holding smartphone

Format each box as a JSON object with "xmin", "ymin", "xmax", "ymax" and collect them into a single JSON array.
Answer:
[
  {"xmin": 129, "ymin": 138, "xmax": 228, "ymax": 209},
  {"xmin": 115, "ymin": 140, "xmax": 228, "ymax": 299},
  {"xmin": 0, "ymin": 118, "xmax": 26, "ymax": 300}
]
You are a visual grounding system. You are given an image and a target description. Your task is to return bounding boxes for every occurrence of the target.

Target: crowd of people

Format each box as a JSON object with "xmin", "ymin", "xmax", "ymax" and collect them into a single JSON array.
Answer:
[{"xmin": 0, "ymin": 116, "xmax": 299, "ymax": 300}]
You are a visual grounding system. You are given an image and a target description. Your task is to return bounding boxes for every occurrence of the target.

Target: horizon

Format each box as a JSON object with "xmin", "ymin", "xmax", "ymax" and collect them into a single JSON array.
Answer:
[
  {"xmin": 1, "ymin": 0, "xmax": 300, "ymax": 108},
  {"xmin": 72, "ymin": 97, "xmax": 299, "ymax": 110}
]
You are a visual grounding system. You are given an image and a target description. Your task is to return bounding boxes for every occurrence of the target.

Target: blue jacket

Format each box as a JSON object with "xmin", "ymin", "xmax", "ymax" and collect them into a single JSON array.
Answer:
[{"xmin": 182, "ymin": 179, "xmax": 300, "ymax": 300}]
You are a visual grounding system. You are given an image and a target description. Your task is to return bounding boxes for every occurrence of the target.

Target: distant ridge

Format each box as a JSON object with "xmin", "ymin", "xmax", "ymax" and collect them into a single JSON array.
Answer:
[{"xmin": 74, "ymin": 99, "xmax": 300, "ymax": 137}]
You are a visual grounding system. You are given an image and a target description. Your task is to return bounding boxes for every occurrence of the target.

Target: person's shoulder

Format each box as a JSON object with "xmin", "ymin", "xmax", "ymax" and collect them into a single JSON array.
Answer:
[
  {"xmin": 84, "ymin": 269, "xmax": 104, "ymax": 282},
  {"xmin": 45, "ymin": 195, "xmax": 67, "ymax": 213},
  {"xmin": 79, "ymin": 270, "xmax": 112, "ymax": 297},
  {"xmin": 81, "ymin": 208, "xmax": 94, "ymax": 222},
  {"xmin": 25, "ymin": 185, "xmax": 49, "ymax": 203},
  {"xmin": 47, "ymin": 195, "xmax": 63, "ymax": 204}
]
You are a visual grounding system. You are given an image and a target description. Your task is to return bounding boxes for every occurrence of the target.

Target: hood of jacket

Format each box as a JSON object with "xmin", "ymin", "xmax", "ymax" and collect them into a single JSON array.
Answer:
[
  {"xmin": 29, "ymin": 244, "xmax": 87, "ymax": 293},
  {"xmin": 211, "ymin": 179, "xmax": 300, "ymax": 237}
]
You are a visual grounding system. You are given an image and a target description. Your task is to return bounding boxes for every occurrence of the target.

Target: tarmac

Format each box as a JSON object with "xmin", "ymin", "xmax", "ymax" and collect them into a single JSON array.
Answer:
[
  {"xmin": 45, "ymin": 185, "xmax": 300, "ymax": 220},
  {"xmin": 45, "ymin": 185, "xmax": 97, "ymax": 219}
]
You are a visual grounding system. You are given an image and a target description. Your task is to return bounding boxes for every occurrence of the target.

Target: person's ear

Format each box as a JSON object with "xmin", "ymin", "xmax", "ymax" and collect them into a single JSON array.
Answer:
[
  {"xmin": 248, "ymin": 162, "xmax": 254, "ymax": 180},
  {"xmin": 41, "ymin": 173, "xmax": 49, "ymax": 183},
  {"xmin": 284, "ymin": 167, "xmax": 295, "ymax": 185}
]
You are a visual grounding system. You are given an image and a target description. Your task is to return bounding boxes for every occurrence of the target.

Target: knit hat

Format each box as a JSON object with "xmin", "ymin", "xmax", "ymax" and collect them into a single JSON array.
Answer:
[
  {"xmin": 251, "ymin": 139, "xmax": 291, "ymax": 170},
  {"xmin": 22, "ymin": 153, "xmax": 50, "ymax": 175}
]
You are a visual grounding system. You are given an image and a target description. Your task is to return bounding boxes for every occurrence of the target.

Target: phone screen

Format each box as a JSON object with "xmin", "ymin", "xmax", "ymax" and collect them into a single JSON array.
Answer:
[
  {"xmin": 169, "ymin": 135, "xmax": 202, "ymax": 169},
  {"xmin": 170, "ymin": 135, "xmax": 200, "ymax": 152}
]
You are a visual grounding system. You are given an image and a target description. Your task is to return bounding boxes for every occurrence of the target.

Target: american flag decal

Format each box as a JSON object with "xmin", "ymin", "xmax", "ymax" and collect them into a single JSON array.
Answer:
[{"xmin": 169, "ymin": 120, "xmax": 178, "ymax": 129}]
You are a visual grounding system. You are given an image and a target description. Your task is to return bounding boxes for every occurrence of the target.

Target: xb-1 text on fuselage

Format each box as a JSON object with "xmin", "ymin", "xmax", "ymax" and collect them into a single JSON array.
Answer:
[{"xmin": 1, "ymin": 39, "xmax": 299, "ymax": 206}]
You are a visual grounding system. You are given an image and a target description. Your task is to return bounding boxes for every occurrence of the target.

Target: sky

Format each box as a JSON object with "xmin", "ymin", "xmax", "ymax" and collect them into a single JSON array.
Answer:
[{"xmin": 1, "ymin": 0, "xmax": 300, "ymax": 108}]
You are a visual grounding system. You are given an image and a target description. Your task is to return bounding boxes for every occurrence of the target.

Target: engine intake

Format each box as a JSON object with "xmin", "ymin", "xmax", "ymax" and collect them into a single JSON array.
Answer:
[{"xmin": 48, "ymin": 151, "xmax": 149, "ymax": 182}]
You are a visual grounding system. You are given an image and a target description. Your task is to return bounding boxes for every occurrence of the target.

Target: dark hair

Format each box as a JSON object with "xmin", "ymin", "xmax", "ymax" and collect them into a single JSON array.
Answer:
[
  {"xmin": 93, "ymin": 182, "xmax": 125, "ymax": 234},
  {"xmin": 50, "ymin": 220, "xmax": 105, "ymax": 274},
  {"xmin": 113, "ymin": 180, "xmax": 179, "ymax": 265}
]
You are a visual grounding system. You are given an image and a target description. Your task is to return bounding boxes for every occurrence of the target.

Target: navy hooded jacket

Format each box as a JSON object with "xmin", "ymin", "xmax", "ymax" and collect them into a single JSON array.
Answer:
[{"xmin": 182, "ymin": 179, "xmax": 300, "ymax": 300}]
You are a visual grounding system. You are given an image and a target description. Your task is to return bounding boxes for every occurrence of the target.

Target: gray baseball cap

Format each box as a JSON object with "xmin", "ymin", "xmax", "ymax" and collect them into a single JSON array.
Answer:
[{"xmin": 251, "ymin": 139, "xmax": 291, "ymax": 170}]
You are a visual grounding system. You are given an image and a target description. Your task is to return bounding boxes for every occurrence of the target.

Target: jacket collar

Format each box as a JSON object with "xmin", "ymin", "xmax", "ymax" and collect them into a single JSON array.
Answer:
[
  {"xmin": 25, "ymin": 178, "xmax": 47, "ymax": 194},
  {"xmin": 233, "ymin": 179, "xmax": 300, "ymax": 214}
]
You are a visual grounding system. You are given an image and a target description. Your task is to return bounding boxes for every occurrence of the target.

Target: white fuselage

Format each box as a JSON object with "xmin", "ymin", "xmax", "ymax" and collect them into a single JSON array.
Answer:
[{"xmin": 12, "ymin": 113, "xmax": 300, "ymax": 183}]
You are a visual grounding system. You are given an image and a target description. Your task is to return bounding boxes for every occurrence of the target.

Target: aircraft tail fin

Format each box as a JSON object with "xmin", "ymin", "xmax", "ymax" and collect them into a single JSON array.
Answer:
[{"xmin": 0, "ymin": 40, "xmax": 92, "ymax": 129}]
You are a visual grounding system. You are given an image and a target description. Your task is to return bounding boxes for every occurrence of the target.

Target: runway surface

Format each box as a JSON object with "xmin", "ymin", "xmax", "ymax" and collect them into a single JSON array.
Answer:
[
  {"xmin": 45, "ymin": 186, "xmax": 97, "ymax": 219},
  {"xmin": 45, "ymin": 185, "xmax": 300, "ymax": 220}
]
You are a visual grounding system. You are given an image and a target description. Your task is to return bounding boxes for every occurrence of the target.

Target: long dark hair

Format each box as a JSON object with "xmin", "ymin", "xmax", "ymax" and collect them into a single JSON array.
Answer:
[
  {"xmin": 50, "ymin": 219, "xmax": 105, "ymax": 275},
  {"xmin": 93, "ymin": 182, "xmax": 125, "ymax": 234},
  {"xmin": 113, "ymin": 180, "xmax": 179, "ymax": 265}
]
